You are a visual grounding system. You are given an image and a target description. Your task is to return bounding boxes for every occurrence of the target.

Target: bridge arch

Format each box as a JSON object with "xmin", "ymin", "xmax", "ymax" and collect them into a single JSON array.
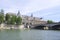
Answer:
[
  {"xmin": 33, "ymin": 25, "xmax": 46, "ymax": 30},
  {"xmin": 52, "ymin": 24, "xmax": 60, "ymax": 30}
]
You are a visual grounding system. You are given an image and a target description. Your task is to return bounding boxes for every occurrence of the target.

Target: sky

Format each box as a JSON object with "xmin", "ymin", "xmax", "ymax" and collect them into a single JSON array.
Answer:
[{"xmin": 0, "ymin": 0, "xmax": 60, "ymax": 22}]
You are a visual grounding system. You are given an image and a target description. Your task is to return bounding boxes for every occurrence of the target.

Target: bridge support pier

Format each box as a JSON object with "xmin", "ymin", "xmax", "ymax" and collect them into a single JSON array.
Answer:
[
  {"xmin": 27, "ymin": 25, "xmax": 30, "ymax": 29},
  {"xmin": 44, "ymin": 26, "xmax": 49, "ymax": 30}
]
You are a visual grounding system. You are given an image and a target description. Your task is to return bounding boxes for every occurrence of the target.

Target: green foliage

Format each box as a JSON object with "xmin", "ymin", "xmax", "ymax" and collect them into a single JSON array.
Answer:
[
  {"xmin": 47, "ymin": 20, "xmax": 53, "ymax": 24},
  {"xmin": 5, "ymin": 13, "xmax": 11, "ymax": 24},
  {"xmin": 0, "ymin": 9, "xmax": 22, "ymax": 25},
  {"xmin": 5, "ymin": 13, "xmax": 22, "ymax": 25},
  {"xmin": 0, "ymin": 14, "xmax": 4, "ymax": 24},
  {"xmin": 10, "ymin": 15, "xmax": 17, "ymax": 25},
  {"xmin": 5, "ymin": 13, "xmax": 10, "ymax": 21},
  {"xmin": 16, "ymin": 16, "xmax": 22, "ymax": 25}
]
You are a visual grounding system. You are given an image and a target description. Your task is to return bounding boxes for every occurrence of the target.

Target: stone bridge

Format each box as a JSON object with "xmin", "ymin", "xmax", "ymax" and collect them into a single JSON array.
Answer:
[
  {"xmin": 32, "ymin": 23, "xmax": 60, "ymax": 30},
  {"xmin": 21, "ymin": 15, "xmax": 60, "ymax": 30}
]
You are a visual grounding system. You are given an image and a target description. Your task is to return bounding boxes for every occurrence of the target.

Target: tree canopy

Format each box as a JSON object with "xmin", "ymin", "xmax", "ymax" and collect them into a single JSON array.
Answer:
[
  {"xmin": 5, "ymin": 13, "xmax": 22, "ymax": 25},
  {"xmin": 0, "ymin": 14, "xmax": 4, "ymax": 24},
  {"xmin": 16, "ymin": 16, "xmax": 22, "ymax": 25},
  {"xmin": 47, "ymin": 20, "xmax": 53, "ymax": 24}
]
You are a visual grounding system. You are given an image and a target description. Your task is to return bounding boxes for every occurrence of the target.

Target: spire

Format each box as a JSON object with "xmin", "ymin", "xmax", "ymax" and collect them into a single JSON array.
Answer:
[
  {"xmin": 0, "ymin": 9, "xmax": 4, "ymax": 14},
  {"xmin": 31, "ymin": 13, "xmax": 33, "ymax": 17},
  {"xmin": 17, "ymin": 10, "xmax": 21, "ymax": 17}
]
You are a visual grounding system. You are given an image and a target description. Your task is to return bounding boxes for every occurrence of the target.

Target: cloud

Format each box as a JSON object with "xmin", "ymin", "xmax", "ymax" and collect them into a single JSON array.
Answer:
[
  {"xmin": 0, "ymin": 0, "xmax": 60, "ymax": 21},
  {"xmin": 23, "ymin": 0, "xmax": 60, "ymax": 14},
  {"xmin": 0, "ymin": 0, "xmax": 60, "ymax": 15},
  {"xmin": 26, "ymin": 5, "xmax": 60, "ymax": 22}
]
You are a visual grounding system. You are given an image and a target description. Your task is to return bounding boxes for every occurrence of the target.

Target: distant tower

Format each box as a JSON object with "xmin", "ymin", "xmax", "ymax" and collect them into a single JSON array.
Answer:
[
  {"xmin": 31, "ymin": 13, "xmax": 33, "ymax": 17},
  {"xmin": 40, "ymin": 17, "xmax": 43, "ymax": 19},
  {"xmin": 17, "ymin": 10, "xmax": 21, "ymax": 17},
  {"xmin": 0, "ymin": 9, "xmax": 4, "ymax": 14}
]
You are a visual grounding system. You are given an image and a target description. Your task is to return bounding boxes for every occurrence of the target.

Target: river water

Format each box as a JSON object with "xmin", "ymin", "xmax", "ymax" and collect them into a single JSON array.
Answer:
[{"xmin": 0, "ymin": 29, "xmax": 60, "ymax": 40}]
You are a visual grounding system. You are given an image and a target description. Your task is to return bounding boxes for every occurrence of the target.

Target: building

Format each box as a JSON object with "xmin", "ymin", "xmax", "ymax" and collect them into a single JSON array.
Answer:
[
  {"xmin": 21, "ymin": 15, "xmax": 47, "ymax": 25},
  {"xmin": 6, "ymin": 12, "xmax": 47, "ymax": 28}
]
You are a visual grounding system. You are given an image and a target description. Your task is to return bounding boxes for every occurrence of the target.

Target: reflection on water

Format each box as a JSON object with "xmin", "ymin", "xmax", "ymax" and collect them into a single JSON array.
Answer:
[{"xmin": 0, "ymin": 29, "xmax": 60, "ymax": 40}]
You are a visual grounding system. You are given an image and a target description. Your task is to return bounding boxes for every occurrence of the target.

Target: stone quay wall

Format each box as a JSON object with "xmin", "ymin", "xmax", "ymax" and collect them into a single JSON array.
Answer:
[{"xmin": 0, "ymin": 23, "xmax": 25, "ymax": 30}]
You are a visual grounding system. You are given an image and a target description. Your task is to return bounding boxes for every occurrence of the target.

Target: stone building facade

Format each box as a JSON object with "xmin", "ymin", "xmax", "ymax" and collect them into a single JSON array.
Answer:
[
  {"xmin": 4, "ymin": 12, "xmax": 47, "ymax": 28},
  {"xmin": 21, "ymin": 15, "xmax": 47, "ymax": 28},
  {"xmin": 5, "ymin": 11, "xmax": 47, "ymax": 25}
]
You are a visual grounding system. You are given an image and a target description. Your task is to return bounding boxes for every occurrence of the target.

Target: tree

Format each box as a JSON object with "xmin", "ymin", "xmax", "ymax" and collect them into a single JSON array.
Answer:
[
  {"xmin": 47, "ymin": 20, "xmax": 53, "ymax": 24},
  {"xmin": 16, "ymin": 16, "xmax": 22, "ymax": 25},
  {"xmin": 5, "ymin": 13, "xmax": 10, "ymax": 21},
  {"xmin": 0, "ymin": 14, "xmax": 4, "ymax": 24},
  {"xmin": 5, "ymin": 13, "xmax": 11, "ymax": 24},
  {"xmin": 10, "ymin": 15, "xmax": 17, "ymax": 25}
]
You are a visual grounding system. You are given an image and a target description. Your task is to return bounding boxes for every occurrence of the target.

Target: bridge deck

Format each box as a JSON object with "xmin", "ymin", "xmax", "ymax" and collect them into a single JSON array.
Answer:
[{"xmin": 31, "ymin": 23, "xmax": 60, "ymax": 28}]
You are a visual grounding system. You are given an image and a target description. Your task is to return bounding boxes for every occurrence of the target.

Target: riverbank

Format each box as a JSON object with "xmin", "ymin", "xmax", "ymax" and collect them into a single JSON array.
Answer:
[{"xmin": 0, "ymin": 24, "xmax": 26, "ymax": 30}]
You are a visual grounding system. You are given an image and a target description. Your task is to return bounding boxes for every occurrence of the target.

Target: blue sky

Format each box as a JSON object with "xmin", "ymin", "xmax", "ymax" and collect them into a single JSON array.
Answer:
[{"xmin": 0, "ymin": 0, "xmax": 60, "ymax": 22}]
